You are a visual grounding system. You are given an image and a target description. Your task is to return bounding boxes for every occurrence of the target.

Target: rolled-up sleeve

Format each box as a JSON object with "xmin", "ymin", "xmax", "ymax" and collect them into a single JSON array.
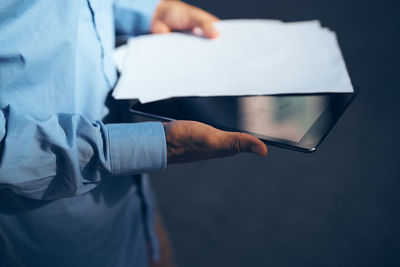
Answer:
[
  {"xmin": 0, "ymin": 106, "xmax": 167, "ymax": 200},
  {"xmin": 107, "ymin": 121, "xmax": 167, "ymax": 176},
  {"xmin": 114, "ymin": 0, "xmax": 161, "ymax": 36}
]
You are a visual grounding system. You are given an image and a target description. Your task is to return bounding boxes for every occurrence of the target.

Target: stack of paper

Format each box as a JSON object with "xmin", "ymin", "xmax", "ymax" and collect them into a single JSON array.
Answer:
[{"xmin": 113, "ymin": 20, "xmax": 353, "ymax": 103}]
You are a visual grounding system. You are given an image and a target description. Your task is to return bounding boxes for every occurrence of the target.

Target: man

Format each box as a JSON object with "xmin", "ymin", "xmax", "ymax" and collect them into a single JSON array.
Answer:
[{"xmin": 0, "ymin": 0, "xmax": 267, "ymax": 266}]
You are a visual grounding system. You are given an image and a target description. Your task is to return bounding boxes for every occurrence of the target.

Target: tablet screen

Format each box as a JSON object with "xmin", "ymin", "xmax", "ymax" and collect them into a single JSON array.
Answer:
[{"xmin": 130, "ymin": 92, "xmax": 356, "ymax": 152}]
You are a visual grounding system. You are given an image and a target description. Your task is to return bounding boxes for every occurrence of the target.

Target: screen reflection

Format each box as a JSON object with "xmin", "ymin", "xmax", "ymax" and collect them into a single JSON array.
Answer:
[{"xmin": 238, "ymin": 95, "xmax": 326, "ymax": 142}]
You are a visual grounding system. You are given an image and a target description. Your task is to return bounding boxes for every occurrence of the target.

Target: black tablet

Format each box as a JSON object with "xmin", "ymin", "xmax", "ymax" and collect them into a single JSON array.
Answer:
[{"xmin": 130, "ymin": 90, "xmax": 358, "ymax": 153}]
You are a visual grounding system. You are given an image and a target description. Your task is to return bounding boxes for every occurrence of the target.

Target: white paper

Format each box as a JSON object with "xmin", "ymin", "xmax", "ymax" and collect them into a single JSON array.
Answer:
[{"xmin": 113, "ymin": 20, "xmax": 353, "ymax": 103}]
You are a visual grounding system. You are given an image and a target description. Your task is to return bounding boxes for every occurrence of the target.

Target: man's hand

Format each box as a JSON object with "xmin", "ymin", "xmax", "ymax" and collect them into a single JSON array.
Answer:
[
  {"xmin": 152, "ymin": 0, "xmax": 219, "ymax": 39},
  {"xmin": 163, "ymin": 121, "xmax": 268, "ymax": 164}
]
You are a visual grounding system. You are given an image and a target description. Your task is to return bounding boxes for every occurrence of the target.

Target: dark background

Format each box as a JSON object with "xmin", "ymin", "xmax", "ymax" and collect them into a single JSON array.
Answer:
[{"xmin": 148, "ymin": 0, "xmax": 400, "ymax": 266}]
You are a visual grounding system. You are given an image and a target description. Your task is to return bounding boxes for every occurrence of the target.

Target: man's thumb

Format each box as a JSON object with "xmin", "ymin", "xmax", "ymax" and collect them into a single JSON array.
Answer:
[{"xmin": 232, "ymin": 132, "xmax": 268, "ymax": 156}]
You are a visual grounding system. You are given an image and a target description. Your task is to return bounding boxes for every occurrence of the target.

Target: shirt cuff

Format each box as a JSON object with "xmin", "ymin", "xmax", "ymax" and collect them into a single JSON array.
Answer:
[{"xmin": 106, "ymin": 122, "xmax": 167, "ymax": 176}]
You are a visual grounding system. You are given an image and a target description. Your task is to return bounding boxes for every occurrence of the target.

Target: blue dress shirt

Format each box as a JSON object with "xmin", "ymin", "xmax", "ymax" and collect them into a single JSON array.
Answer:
[{"xmin": 0, "ymin": 0, "xmax": 166, "ymax": 266}]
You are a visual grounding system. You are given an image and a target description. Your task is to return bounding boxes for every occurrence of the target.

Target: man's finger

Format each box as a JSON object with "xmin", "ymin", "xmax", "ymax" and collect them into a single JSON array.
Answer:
[
  {"xmin": 152, "ymin": 20, "xmax": 171, "ymax": 34},
  {"xmin": 198, "ymin": 22, "xmax": 219, "ymax": 39},
  {"xmin": 189, "ymin": 9, "xmax": 219, "ymax": 38}
]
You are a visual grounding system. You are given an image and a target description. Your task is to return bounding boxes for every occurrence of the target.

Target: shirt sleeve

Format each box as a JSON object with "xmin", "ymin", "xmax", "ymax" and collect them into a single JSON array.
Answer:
[
  {"xmin": 0, "ymin": 106, "xmax": 167, "ymax": 200},
  {"xmin": 113, "ymin": 0, "xmax": 161, "ymax": 37}
]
